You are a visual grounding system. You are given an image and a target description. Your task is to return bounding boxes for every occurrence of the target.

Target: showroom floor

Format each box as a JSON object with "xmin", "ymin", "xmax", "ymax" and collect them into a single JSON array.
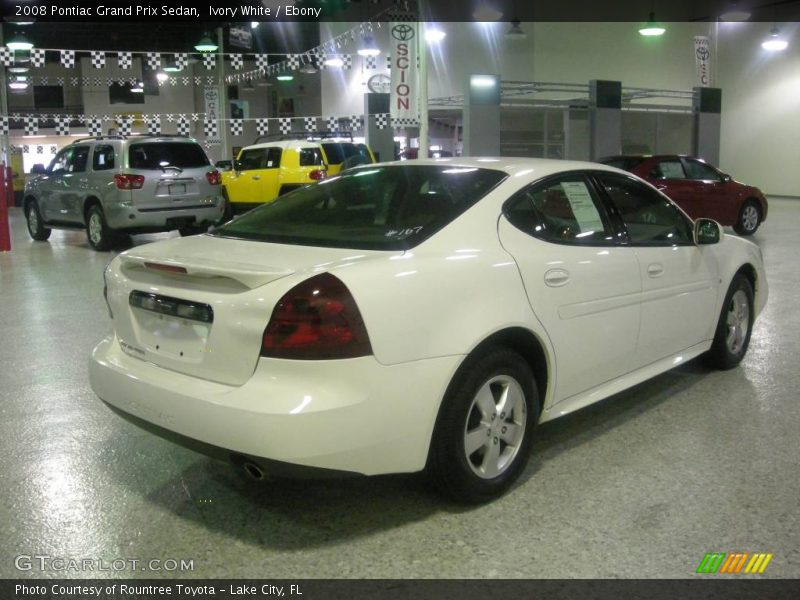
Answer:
[{"xmin": 0, "ymin": 201, "xmax": 798, "ymax": 579}]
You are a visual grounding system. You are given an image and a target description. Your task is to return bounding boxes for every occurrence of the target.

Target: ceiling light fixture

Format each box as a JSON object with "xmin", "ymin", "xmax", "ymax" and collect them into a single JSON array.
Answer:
[
  {"xmin": 8, "ymin": 66, "xmax": 29, "ymax": 74},
  {"xmin": 251, "ymin": 21, "xmax": 259, "ymax": 29},
  {"xmin": 720, "ymin": 2, "xmax": 751, "ymax": 22},
  {"xmin": 194, "ymin": 35, "xmax": 218, "ymax": 53},
  {"xmin": 299, "ymin": 63, "xmax": 318, "ymax": 74},
  {"xmin": 156, "ymin": 71, "xmax": 169, "ymax": 82},
  {"xmin": 9, "ymin": 76, "xmax": 29, "ymax": 90},
  {"xmin": 506, "ymin": 20, "xmax": 526, "ymax": 40},
  {"xmin": 357, "ymin": 35, "xmax": 381, "ymax": 57},
  {"xmin": 473, "ymin": 3, "xmax": 503, "ymax": 21},
  {"xmin": 323, "ymin": 57, "xmax": 344, "ymax": 68},
  {"xmin": 131, "ymin": 80, "xmax": 144, "ymax": 93},
  {"xmin": 638, "ymin": 12, "xmax": 666, "ymax": 36},
  {"xmin": 6, "ymin": 32, "xmax": 34, "ymax": 51},
  {"xmin": 276, "ymin": 72, "xmax": 294, "ymax": 81},
  {"xmin": 762, "ymin": 27, "xmax": 788, "ymax": 51},
  {"xmin": 425, "ymin": 27, "xmax": 446, "ymax": 43}
]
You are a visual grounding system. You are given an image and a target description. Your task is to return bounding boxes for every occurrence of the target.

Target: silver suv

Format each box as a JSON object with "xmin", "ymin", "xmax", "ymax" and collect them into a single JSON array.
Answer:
[{"xmin": 23, "ymin": 135, "xmax": 225, "ymax": 250}]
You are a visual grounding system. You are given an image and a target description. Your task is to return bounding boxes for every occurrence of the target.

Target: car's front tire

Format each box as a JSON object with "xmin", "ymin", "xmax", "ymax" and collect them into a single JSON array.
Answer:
[
  {"xmin": 734, "ymin": 199, "xmax": 761, "ymax": 236},
  {"xmin": 705, "ymin": 274, "xmax": 755, "ymax": 370},
  {"xmin": 25, "ymin": 200, "xmax": 51, "ymax": 241},
  {"xmin": 426, "ymin": 348, "xmax": 539, "ymax": 504},
  {"xmin": 85, "ymin": 204, "xmax": 115, "ymax": 251}
]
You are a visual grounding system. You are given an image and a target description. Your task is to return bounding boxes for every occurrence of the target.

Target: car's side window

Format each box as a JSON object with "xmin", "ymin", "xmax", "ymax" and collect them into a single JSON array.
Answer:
[
  {"xmin": 265, "ymin": 148, "xmax": 282, "ymax": 169},
  {"xmin": 683, "ymin": 159, "xmax": 721, "ymax": 182},
  {"xmin": 298, "ymin": 148, "xmax": 323, "ymax": 167},
  {"xmin": 650, "ymin": 160, "xmax": 686, "ymax": 180},
  {"xmin": 237, "ymin": 149, "xmax": 267, "ymax": 170},
  {"xmin": 92, "ymin": 145, "xmax": 115, "ymax": 171},
  {"xmin": 69, "ymin": 146, "xmax": 91, "ymax": 173},
  {"xmin": 505, "ymin": 174, "xmax": 617, "ymax": 245},
  {"xmin": 595, "ymin": 173, "xmax": 693, "ymax": 245},
  {"xmin": 49, "ymin": 149, "xmax": 72, "ymax": 174}
]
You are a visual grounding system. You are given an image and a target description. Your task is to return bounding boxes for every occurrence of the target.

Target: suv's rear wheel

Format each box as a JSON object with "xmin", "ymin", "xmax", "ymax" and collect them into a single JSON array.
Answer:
[
  {"xmin": 86, "ymin": 204, "xmax": 115, "ymax": 251},
  {"xmin": 25, "ymin": 200, "xmax": 51, "ymax": 241}
]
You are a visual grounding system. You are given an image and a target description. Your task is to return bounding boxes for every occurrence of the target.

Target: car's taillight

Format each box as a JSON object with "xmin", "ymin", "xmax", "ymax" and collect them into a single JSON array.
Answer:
[
  {"xmin": 114, "ymin": 174, "xmax": 145, "ymax": 190},
  {"xmin": 261, "ymin": 272, "xmax": 372, "ymax": 360},
  {"xmin": 309, "ymin": 169, "xmax": 326, "ymax": 181},
  {"xmin": 206, "ymin": 170, "xmax": 222, "ymax": 185}
]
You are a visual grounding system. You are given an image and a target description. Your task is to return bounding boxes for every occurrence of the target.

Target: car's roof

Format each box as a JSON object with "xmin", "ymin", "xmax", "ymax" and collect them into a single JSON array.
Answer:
[
  {"xmin": 600, "ymin": 154, "xmax": 693, "ymax": 161},
  {"xmin": 243, "ymin": 139, "xmax": 322, "ymax": 150},
  {"xmin": 70, "ymin": 135, "xmax": 200, "ymax": 145},
  {"xmin": 373, "ymin": 157, "xmax": 625, "ymax": 178}
]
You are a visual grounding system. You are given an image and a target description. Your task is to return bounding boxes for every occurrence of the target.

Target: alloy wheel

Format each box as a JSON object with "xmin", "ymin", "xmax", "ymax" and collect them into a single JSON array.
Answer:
[
  {"xmin": 725, "ymin": 289, "xmax": 750, "ymax": 355},
  {"xmin": 463, "ymin": 375, "xmax": 527, "ymax": 480}
]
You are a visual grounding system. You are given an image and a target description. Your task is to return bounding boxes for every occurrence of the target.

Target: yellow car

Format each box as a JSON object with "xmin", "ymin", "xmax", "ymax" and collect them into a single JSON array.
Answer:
[{"xmin": 221, "ymin": 140, "xmax": 327, "ymax": 213}]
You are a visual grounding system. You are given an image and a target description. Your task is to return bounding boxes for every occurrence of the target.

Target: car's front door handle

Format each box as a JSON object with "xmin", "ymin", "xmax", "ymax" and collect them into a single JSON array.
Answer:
[
  {"xmin": 251, "ymin": 175, "xmax": 261, "ymax": 181},
  {"xmin": 647, "ymin": 263, "xmax": 665, "ymax": 278},
  {"xmin": 544, "ymin": 268, "xmax": 570, "ymax": 287}
]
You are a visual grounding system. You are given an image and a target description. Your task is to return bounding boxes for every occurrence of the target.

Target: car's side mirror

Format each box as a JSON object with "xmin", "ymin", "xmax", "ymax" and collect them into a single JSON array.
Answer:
[
  {"xmin": 695, "ymin": 218, "xmax": 722, "ymax": 245},
  {"xmin": 233, "ymin": 160, "xmax": 244, "ymax": 172}
]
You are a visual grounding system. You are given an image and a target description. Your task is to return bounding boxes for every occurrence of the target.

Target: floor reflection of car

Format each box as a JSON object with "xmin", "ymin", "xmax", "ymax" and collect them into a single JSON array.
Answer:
[
  {"xmin": 90, "ymin": 159, "xmax": 766, "ymax": 504},
  {"xmin": 599, "ymin": 155, "xmax": 768, "ymax": 235}
]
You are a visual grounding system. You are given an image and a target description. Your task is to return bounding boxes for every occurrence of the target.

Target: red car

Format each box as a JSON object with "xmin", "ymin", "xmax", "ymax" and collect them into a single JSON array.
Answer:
[{"xmin": 599, "ymin": 155, "xmax": 768, "ymax": 235}]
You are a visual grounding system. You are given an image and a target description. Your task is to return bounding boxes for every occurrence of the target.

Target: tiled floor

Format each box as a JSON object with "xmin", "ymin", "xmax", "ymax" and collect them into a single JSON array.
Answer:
[{"xmin": 1, "ymin": 202, "xmax": 797, "ymax": 578}]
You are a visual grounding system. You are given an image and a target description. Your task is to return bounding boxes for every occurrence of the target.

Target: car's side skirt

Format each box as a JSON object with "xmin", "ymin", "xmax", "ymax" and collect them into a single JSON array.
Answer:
[{"xmin": 538, "ymin": 340, "xmax": 712, "ymax": 424}]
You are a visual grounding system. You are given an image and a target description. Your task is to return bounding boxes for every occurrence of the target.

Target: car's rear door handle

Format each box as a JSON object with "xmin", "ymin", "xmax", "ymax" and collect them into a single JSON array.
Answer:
[
  {"xmin": 647, "ymin": 263, "xmax": 664, "ymax": 278},
  {"xmin": 544, "ymin": 268, "xmax": 570, "ymax": 287},
  {"xmin": 251, "ymin": 175, "xmax": 261, "ymax": 181}
]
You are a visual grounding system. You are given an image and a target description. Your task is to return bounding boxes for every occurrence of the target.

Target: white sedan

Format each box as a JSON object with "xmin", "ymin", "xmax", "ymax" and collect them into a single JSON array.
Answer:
[{"xmin": 90, "ymin": 159, "xmax": 767, "ymax": 503}]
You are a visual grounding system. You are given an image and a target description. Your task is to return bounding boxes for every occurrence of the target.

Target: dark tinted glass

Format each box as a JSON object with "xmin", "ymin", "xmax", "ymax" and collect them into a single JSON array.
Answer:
[
  {"xmin": 70, "ymin": 146, "xmax": 90, "ymax": 173},
  {"xmin": 299, "ymin": 148, "xmax": 324, "ymax": 167},
  {"xmin": 237, "ymin": 148, "xmax": 268, "ymax": 170},
  {"xmin": 128, "ymin": 142, "xmax": 210, "ymax": 169},
  {"xmin": 321, "ymin": 143, "xmax": 345, "ymax": 164},
  {"xmin": 683, "ymin": 159, "xmax": 721, "ymax": 181},
  {"xmin": 505, "ymin": 175, "xmax": 616, "ymax": 245},
  {"xmin": 214, "ymin": 165, "xmax": 507, "ymax": 250},
  {"xmin": 93, "ymin": 145, "xmax": 115, "ymax": 171},
  {"xmin": 596, "ymin": 173, "xmax": 693, "ymax": 245},
  {"xmin": 265, "ymin": 148, "xmax": 282, "ymax": 168}
]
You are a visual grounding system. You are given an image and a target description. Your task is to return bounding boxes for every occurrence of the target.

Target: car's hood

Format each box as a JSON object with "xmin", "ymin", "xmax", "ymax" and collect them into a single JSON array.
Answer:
[{"xmin": 118, "ymin": 234, "xmax": 398, "ymax": 289}]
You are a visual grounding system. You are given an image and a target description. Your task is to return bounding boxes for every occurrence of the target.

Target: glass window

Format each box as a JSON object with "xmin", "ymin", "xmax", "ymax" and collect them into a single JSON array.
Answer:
[
  {"xmin": 650, "ymin": 160, "xmax": 686, "ymax": 179},
  {"xmin": 92, "ymin": 145, "xmax": 116, "ymax": 171},
  {"xmin": 505, "ymin": 175, "xmax": 616, "ymax": 244},
  {"xmin": 298, "ymin": 147, "xmax": 324, "ymax": 167},
  {"xmin": 596, "ymin": 173, "xmax": 693, "ymax": 245},
  {"xmin": 683, "ymin": 159, "xmax": 721, "ymax": 182},
  {"xmin": 265, "ymin": 147, "xmax": 282, "ymax": 168},
  {"xmin": 49, "ymin": 149, "xmax": 72, "ymax": 174},
  {"xmin": 128, "ymin": 142, "xmax": 210, "ymax": 170},
  {"xmin": 237, "ymin": 148, "xmax": 268, "ymax": 170},
  {"xmin": 214, "ymin": 165, "xmax": 507, "ymax": 250},
  {"xmin": 69, "ymin": 146, "xmax": 90, "ymax": 173},
  {"xmin": 321, "ymin": 142, "xmax": 345, "ymax": 164}
]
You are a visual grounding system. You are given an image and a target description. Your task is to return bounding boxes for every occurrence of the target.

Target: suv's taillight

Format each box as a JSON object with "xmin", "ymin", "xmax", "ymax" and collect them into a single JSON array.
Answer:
[
  {"xmin": 114, "ymin": 174, "xmax": 145, "ymax": 190},
  {"xmin": 309, "ymin": 169, "xmax": 326, "ymax": 181},
  {"xmin": 261, "ymin": 272, "xmax": 372, "ymax": 360},
  {"xmin": 206, "ymin": 170, "xmax": 222, "ymax": 185}
]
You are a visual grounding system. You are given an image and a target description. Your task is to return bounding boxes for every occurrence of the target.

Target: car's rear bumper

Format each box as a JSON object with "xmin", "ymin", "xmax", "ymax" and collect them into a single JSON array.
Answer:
[
  {"xmin": 89, "ymin": 336, "xmax": 459, "ymax": 476},
  {"xmin": 105, "ymin": 199, "xmax": 224, "ymax": 230}
]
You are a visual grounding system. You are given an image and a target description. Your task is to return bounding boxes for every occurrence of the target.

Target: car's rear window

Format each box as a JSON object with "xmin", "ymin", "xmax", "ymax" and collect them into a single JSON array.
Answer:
[
  {"xmin": 128, "ymin": 142, "xmax": 210, "ymax": 170},
  {"xmin": 321, "ymin": 143, "xmax": 346, "ymax": 164},
  {"xmin": 213, "ymin": 165, "xmax": 508, "ymax": 250},
  {"xmin": 600, "ymin": 157, "xmax": 644, "ymax": 172}
]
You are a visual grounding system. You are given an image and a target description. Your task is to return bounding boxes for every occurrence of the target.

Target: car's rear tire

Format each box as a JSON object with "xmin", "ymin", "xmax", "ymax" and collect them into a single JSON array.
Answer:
[
  {"xmin": 426, "ymin": 348, "xmax": 539, "ymax": 504},
  {"xmin": 704, "ymin": 274, "xmax": 754, "ymax": 370},
  {"xmin": 734, "ymin": 199, "xmax": 761, "ymax": 236},
  {"xmin": 85, "ymin": 204, "xmax": 115, "ymax": 251},
  {"xmin": 25, "ymin": 200, "xmax": 51, "ymax": 241}
]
